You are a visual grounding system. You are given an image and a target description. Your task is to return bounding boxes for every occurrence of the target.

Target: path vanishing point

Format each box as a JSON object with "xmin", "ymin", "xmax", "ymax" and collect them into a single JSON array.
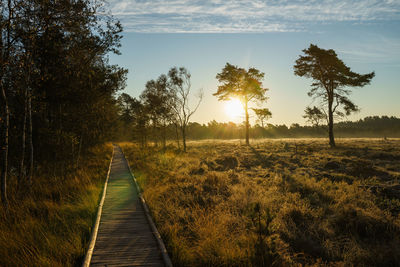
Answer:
[{"xmin": 83, "ymin": 145, "xmax": 172, "ymax": 266}]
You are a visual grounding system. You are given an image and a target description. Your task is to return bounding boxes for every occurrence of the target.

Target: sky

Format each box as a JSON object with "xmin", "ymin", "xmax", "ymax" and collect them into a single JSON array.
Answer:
[{"xmin": 106, "ymin": 0, "xmax": 400, "ymax": 126}]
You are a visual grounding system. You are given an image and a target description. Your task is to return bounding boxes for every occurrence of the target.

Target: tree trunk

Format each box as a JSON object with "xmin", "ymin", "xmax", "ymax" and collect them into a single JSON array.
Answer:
[
  {"xmin": 27, "ymin": 90, "xmax": 34, "ymax": 188},
  {"xmin": 71, "ymin": 136, "xmax": 75, "ymax": 164},
  {"xmin": 142, "ymin": 127, "xmax": 147, "ymax": 148},
  {"xmin": 152, "ymin": 120, "xmax": 157, "ymax": 147},
  {"xmin": 328, "ymin": 99, "xmax": 335, "ymax": 148},
  {"xmin": 1, "ymin": 0, "xmax": 13, "ymax": 209},
  {"xmin": 76, "ymin": 131, "xmax": 83, "ymax": 169},
  {"xmin": 182, "ymin": 125, "xmax": 187, "ymax": 152},
  {"xmin": 18, "ymin": 88, "xmax": 28, "ymax": 186},
  {"xmin": 245, "ymin": 99, "xmax": 250, "ymax": 145},
  {"xmin": 175, "ymin": 123, "xmax": 180, "ymax": 150},
  {"xmin": 0, "ymin": 84, "xmax": 9, "ymax": 208},
  {"xmin": 162, "ymin": 121, "xmax": 166, "ymax": 151}
]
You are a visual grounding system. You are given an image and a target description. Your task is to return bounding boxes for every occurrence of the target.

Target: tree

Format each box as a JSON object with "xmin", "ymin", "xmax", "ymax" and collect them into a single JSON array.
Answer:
[
  {"xmin": 294, "ymin": 44, "xmax": 374, "ymax": 147},
  {"xmin": 117, "ymin": 93, "xmax": 137, "ymax": 139},
  {"xmin": 303, "ymin": 106, "xmax": 326, "ymax": 127},
  {"xmin": 131, "ymin": 98, "xmax": 149, "ymax": 147},
  {"xmin": 252, "ymin": 108, "xmax": 272, "ymax": 128},
  {"xmin": 168, "ymin": 67, "xmax": 202, "ymax": 152},
  {"xmin": 0, "ymin": 0, "xmax": 14, "ymax": 208},
  {"xmin": 215, "ymin": 63, "xmax": 268, "ymax": 145},
  {"xmin": 140, "ymin": 74, "xmax": 172, "ymax": 150}
]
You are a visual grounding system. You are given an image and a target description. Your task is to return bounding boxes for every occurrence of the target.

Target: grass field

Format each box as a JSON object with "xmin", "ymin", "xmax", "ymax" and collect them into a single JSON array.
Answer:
[
  {"xmin": 122, "ymin": 138, "xmax": 400, "ymax": 266},
  {"xmin": 0, "ymin": 144, "xmax": 112, "ymax": 267}
]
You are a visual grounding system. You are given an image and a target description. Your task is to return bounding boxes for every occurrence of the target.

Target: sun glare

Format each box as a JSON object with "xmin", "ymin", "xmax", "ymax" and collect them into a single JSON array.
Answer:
[{"xmin": 224, "ymin": 98, "xmax": 244, "ymax": 121}]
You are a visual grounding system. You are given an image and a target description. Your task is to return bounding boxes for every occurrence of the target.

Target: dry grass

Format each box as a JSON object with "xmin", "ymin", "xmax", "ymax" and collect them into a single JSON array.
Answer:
[
  {"xmin": 122, "ymin": 138, "xmax": 400, "ymax": 266},
  {"xmin": 0, "ymin": 143, "xmax": 112, "ymax": 267}
]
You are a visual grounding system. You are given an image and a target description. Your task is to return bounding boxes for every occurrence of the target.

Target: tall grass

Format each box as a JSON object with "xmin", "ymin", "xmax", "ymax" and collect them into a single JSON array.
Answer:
[
  {"xmin": 0, "ymin": 144, "xmax": 112, "ymax": 267},
  {"xmin": 122, "ymin": 139, "xmax": 400, "ymax": 266}
]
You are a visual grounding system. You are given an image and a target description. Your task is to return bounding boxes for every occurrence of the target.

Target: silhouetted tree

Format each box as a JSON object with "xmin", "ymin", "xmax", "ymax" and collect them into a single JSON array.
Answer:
[
  {"xmin": 294, "ymin": 44, "xmax": 374, "ymax": 147},
  {"xmin": 168, "ymin": 67, "xmax": 203, "ymax": 152},
  {"xmin": 252, "ymin": 108, "xmax": 272, "ymax": 128},
  {"xmin": 131, "ymin": 99, "xmax": 149, "ymax": 147},
  {"xmin": 215, "ymin": 63, "xmax": 268, "ymax": 145},
  {"xmin": 141, "ymin": 74, "xmax": 172, "ymax": 150},
  {"xmin": 303, "ymin": 106, "xmax": 326, "ymax": 127}
]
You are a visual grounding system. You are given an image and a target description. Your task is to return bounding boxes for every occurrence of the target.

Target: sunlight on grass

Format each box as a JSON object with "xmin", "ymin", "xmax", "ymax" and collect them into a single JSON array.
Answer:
[{"xmin": 122, "ymin": 139, "xmax": 400, "ymax": 266}]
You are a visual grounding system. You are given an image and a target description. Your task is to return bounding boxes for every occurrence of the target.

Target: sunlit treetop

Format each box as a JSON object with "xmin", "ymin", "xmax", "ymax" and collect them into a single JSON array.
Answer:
[{"xmin": 214, "ymin": 63, "xmax": 268, "ymax": 103}]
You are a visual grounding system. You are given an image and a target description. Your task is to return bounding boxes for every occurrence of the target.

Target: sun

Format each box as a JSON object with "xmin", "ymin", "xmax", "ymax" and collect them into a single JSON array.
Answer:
[{"xmin": 224, "ymin": 98, "xmax": 244, "ymax": 121}]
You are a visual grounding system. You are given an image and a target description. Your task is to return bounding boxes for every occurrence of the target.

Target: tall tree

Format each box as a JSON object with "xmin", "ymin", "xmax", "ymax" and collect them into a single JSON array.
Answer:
[
  {"xmin": 252, "ymin": 108, "xmax": 272, "ymax": 128},
  {"xmin": 0, "ymin": 0, "xmax": 14, "ymax": 208},
  {"xmin": 215, "ymin": 63, "xmax": 268, "ymax": 145},
  {"xmin": 140, "ymin": 74, "xmax": 171, "ymax": 150},
  {"xmin": 168, "ymin": 67, "xmax": 203, "ymax": 152},
  {"xmin": 131, "ymin": 98, "xmax": 149, "ymax": 147},
  {"xmin": 294, "ymin": 44, "xmax": 375, "ymax": 147},
  {"xmin": 117, "ymin": 93, "xmax": 136, "ymax": 139}
]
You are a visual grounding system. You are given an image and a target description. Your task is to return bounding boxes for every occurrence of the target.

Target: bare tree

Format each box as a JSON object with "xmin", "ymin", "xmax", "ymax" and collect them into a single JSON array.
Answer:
[{"xmin": 168, "ymin": 67, "xmax": 203, "ymax": 152}]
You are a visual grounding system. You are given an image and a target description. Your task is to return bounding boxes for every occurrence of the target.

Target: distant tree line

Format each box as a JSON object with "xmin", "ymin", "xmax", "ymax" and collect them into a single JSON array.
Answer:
[
  {"xmin": 0, "ymin": 0, "xmax": 126, "ymax": 208},
  {"xmin": 182, "ymin": 116, "xmax": 400, "ymax": 140},
  {"xmin": 124, "ymin": 115, "xmax": 397, "ymax": 142}
]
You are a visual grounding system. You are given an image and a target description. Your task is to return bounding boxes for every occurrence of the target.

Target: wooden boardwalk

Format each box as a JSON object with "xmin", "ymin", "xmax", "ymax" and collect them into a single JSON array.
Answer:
[{"xmin": 88, "ymin": 146, "xmax": 167, "ymax": 266}]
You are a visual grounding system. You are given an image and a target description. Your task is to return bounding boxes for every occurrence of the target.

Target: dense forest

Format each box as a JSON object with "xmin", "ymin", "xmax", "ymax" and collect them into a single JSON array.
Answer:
[{"xmin": 0, "ymin": 0, "xmax": 126, "ymax": 208}]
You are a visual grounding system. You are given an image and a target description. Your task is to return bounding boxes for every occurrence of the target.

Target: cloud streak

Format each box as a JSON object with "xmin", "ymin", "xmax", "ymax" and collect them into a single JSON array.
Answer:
[{"xmin": 106, "ymin": 0, "xmax": 400, "ymax": 33}]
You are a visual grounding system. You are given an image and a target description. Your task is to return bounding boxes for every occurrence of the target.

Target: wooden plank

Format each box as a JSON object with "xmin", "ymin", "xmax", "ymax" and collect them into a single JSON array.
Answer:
[{"xmin": 88, "ymin": 145, "xmax": 167, "ymax": 266}]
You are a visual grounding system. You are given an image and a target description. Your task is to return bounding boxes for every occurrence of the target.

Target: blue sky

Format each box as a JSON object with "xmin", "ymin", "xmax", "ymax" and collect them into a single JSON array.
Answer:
[{"xmin": 107, "ymin": 0, "xmax": 400, "ymax": 125}]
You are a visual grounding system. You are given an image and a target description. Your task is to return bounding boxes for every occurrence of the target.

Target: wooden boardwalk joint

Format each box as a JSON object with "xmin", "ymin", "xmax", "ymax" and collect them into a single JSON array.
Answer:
[{"xmin": 83, "ymin": 145, "xmax": 171, "ymax": 266}]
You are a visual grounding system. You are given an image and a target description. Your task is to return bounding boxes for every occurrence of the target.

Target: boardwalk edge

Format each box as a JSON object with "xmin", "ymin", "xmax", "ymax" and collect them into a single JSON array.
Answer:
[
  {"xmin": 122, "ymin": 147, "xmax": 173, "ymax": 267},
  {"xmin": 82, "ymin": 145, "xmax": 115, "ymax": 267}
]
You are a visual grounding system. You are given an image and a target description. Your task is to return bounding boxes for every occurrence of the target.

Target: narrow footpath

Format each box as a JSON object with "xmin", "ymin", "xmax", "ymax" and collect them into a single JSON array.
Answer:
[{"xmin": 89, "ymin": 146, "xmax": 166, "ymax": 266}]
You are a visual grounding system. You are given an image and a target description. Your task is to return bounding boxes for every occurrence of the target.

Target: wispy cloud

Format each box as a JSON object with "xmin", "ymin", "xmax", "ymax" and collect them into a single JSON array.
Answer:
[{"xmin": 106, "ymin": 0, "xmax": 400, "ymax": 33}]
